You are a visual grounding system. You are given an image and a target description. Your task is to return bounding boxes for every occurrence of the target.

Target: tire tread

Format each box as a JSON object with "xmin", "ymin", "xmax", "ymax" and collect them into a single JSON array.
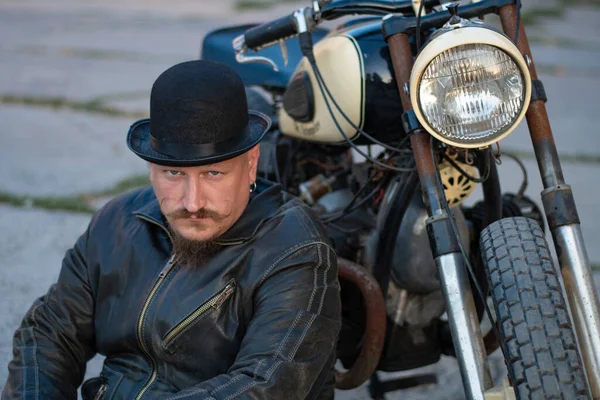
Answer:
[{"xmin": 480, "ymin": 217, "xmax": 588, "ymax": 399}]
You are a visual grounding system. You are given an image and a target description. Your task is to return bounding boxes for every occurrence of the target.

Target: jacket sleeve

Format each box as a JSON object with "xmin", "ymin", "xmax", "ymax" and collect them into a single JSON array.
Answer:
[
  {"xmin": 2, "ymin": 227, "xmax": 96, "ymax": 399},
  {"xmin": 161, "ymin": 241, "xmax": 341, "ymax": 400}
]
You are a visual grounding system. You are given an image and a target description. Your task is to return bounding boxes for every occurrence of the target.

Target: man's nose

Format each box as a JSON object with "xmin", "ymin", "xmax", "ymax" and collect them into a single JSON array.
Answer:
[{"xmin": 182, "ymin": 178, "xmax": 206, "ymax": 213}]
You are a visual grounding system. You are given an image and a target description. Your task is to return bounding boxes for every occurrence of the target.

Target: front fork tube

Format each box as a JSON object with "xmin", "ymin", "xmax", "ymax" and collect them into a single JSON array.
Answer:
[
  {"xmin": 387, "ymin": 33, "xmax": 493, "ymax": 399},
  {"xmin": 500, "ymin": 5, "xmax": 600, "ymax": 396}
]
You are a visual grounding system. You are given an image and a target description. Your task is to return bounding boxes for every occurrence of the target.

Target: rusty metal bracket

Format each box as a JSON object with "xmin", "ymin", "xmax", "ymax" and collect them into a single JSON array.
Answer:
[
  {"xmin": 541, "ymin": 184, "xmax": 580, "ymax": 230},
  {"xmin": 531, "ymin": 78, "xmax": 547, "ymax": 103},
  {"xmin": 426, "ymin": 214, "xmax": 462, "ymax": 258},
  {"xmin": 401, "ymin": 110, "xmax": 422, "ymax": 135}
]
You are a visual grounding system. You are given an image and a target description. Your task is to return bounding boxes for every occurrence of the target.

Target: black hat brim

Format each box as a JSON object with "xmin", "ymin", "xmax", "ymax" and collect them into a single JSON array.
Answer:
[{"xmin": 127, "ymin": 111, "xmax": 271, "ymax": 167}]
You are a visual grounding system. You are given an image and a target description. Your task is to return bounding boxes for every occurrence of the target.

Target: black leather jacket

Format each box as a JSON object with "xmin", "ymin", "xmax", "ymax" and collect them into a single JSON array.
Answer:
[{"xmin": 3, "ymin": 180, "xmax": 341, "ymax": 400}]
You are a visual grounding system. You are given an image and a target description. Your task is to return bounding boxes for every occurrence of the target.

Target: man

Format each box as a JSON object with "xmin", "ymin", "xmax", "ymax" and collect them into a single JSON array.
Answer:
[{"xmin": 3, "ymin": 60, "xmax": 341, "ymax": 399}]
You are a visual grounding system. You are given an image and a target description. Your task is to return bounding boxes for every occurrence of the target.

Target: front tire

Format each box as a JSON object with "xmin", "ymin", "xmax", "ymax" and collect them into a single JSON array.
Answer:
[{"xmin": 480, "ymin": 217, "xmax": 589, "ymax": 399}]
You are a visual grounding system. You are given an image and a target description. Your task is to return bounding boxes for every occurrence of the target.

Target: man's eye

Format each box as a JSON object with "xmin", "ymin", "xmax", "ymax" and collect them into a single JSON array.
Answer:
[
  {"xmin": 208, "ymin": 171, "xmax": 222, "ymax": 177},
  {"xmin": 167, "ymin": 170, "xmax": 182, "ymax": 176}
]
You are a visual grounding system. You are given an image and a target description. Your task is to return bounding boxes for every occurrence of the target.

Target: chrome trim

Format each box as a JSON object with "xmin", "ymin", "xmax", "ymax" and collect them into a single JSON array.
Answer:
[
  {"xmin": 436, "ymin": 252, "xmax": 493, "ymax": 399},
  {"xmin": 294, "ymin": 8, "xmax": 308, "ymax": 33},
  {"xmin": 555, "ymin": 224, "xmax": 600, "ymax": 397},
  {"xmin": 232, "ymin": 34, "xmax": 279, "ymax": 72}
]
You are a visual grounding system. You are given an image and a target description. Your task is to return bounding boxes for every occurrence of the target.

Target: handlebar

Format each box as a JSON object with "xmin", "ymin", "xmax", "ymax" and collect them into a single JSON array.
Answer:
[
  {"xmin": 232, "ymin": 0, "xmax": 457, "ymax": 71},
  {"xmin": 237, "ymin": 0, "xmax": 446, "ymax": 53},
  {"xmin": 244, "ymin": 13, "xmax": 299, "ymax": 50}
]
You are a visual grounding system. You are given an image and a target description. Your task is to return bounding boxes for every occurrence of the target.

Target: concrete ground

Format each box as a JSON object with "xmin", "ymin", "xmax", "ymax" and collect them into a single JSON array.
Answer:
[{"xmin": 1, "ymin": 0, "xmax": 599, "ymax": 398}]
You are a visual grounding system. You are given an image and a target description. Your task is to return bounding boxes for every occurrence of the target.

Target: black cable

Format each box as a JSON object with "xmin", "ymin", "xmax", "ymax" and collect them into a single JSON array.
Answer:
[
  {"xmin": 311, "ymin": 64, "xmax": 413, "ymax": 155},
  {"xmin": 320, "ymin": 167, "xmax": 379, "ymax": 220},
  {"xmin": 322, "ymin": 177, "xmax": 387, "ymax": 224},
  {"xmin": 430, "ymin": 136, "xmax": 504, "ymax": 356},
  {"xmin": 501, "ymin": 152, "xmax": 528, "ymax": 200},
  {"xmin": 297, "ymin": 31, "xmax": 414, "ymax": 172},
  {"xmin": 514, "ymin": 0, "xmax": 521, "ymax": 45},
  {"xmin": 302, "ymin": 46, "xmax": 415, "ymax": 173},
  {"xmin": 313, "ymin": 64, "xmax": 415, "ymax": 172},
  {"xmin": 442, "ymin": 150, "xmax": 491, "ymax": 184},
  {"xmin": 416, "ymin": 0, "xmax": 426, "ymax": 52}
]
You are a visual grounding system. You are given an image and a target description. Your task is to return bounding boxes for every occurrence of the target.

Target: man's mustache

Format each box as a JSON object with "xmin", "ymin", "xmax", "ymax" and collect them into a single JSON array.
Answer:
[{"xmin": 167, "ymin": 208, "xmax": 224, "ymax": 220}]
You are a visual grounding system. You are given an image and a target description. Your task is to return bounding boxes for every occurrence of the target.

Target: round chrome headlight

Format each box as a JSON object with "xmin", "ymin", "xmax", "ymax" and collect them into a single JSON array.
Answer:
[{"xmin": 410, "ymin": 25, "xmax": 532, "ymax": 148}]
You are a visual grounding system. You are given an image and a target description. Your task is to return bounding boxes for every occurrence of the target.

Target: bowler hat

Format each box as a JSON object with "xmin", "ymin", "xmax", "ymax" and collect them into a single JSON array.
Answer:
[{"xmin": 127, "ymin": 60, "xmax": 271, "ymax": 166}]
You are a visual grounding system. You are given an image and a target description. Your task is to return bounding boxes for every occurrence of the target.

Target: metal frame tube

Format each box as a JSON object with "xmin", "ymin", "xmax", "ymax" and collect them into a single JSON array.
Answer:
[
  {"xmin": 499, "ymin": 5, "xmax": 600, "ymax": 396},
  {"xmin": 498, "ymin": 4, "xmax": 565, "ymax": 188},
  {"xmin": 436, "ymin": 253, "xmax": 493, "ymax": 399},
  {"xmin": 386, "ymin": 32, "xmax": 492, "ymax": 398},
  {"xmin": 336, "ymin": 258, "xmax": 387, "ymax": 390},
  {"xmin": 554, "ymin": 225, "xmax": 600, "ymax": 396}
]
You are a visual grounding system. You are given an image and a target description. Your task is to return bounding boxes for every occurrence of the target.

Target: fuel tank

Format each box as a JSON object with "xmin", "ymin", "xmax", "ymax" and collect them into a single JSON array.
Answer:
[{"xmin": 279, "ymin": 19, "xmax": 408, "ymax": 145}]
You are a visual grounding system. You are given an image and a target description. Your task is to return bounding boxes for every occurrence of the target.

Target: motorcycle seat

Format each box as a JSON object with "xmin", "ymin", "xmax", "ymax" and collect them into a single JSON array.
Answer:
[{"xmin": 201, "ymin": 24, "xmax": 329, "ymax": 89}]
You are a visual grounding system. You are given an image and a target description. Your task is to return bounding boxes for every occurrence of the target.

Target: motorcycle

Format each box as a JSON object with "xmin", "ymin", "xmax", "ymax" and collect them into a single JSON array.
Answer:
[{"xmin": 200, "ymin": 0, "xmax": 600, "ymax": 398}]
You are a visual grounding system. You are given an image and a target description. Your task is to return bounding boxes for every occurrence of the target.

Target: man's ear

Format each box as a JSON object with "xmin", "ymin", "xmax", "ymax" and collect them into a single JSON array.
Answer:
[{"xmin": 247, "ymin": 145, "xmax": 260, "ymax": 182}]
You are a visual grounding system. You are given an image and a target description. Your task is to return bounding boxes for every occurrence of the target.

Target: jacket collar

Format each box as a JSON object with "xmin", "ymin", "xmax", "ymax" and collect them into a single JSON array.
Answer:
[{"xmin": 133, "ymin": 178, "xmax": 283, "ymax": 245}]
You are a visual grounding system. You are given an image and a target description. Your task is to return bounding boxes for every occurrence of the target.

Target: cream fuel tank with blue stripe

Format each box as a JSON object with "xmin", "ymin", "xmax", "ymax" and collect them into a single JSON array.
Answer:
[{"xmin": 278, "ymin": 19, "xmax": 409, "ymax": 146}]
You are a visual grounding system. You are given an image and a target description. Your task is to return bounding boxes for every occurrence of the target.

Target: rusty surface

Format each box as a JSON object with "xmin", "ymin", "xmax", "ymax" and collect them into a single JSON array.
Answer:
[
  {"xmin": 387, "ymin": 33, "xmax": 414, "ymax": 111},
  {"xmin": 387, "ymin": 33, "xmax": 447, "ymax": 215},
  {"xmin": 335, "ymin": 258, "xmax": 387, "ymax": 390},
  {"xmin": 300, "ymin": 175, "xmax": 332, "ymax": 204},
  {"xmin": 410, "ymin": 132, "xmax": 446, "ymax": 215},
  {"xmin": 541, "ymin": 184, "xmax": 580, "ymax": 231},
  {"xmin": 410, "ymin": 132, "xmax": 435, "ymax": 176},
  {"xmin": 499, "ymin": 4, "xmax": 565, "ymax": 188},
  {"xmin": 498, "ymin": 4, "xmax": 537, "ymax": 79},
  {"xmin": 525, "ymin": 102, "xmax": 554, "ymax": 144},
  {"xmin": 532, "ymin": 135, "xmax": 566, "ymax": 188}
]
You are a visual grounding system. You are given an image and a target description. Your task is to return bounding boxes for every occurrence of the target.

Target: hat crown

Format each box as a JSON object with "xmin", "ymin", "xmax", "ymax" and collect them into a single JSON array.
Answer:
[{"xmin": 149, "ymin": 60, "xmax": 249, "ymax": 146}]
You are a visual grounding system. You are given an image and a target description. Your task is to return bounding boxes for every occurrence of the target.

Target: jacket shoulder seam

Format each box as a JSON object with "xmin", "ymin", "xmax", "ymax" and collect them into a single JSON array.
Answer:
[{"xmin": 257, "ymin": 241, "xmax": 333, "ymax": 287}]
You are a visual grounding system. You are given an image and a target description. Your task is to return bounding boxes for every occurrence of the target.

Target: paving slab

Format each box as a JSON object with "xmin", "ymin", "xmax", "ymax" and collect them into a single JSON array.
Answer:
[
  {"xmin": 0, "ymin": 50, "xmax": 168, "ymax": 102},
  {"xmin": 0, "ymin": 5, "xmax": 301, "ymax": 103},
  {"xmin": 0, "ymin": 0, "xmax": 303, "ymax": 20},
  {"xmin": 0, "ymin": 1, "xmax": 303, "ymax": 57},
  {"xmin": 489, "ymin": 73, "xmax": 600, "ymax": 157},
  {"xmin": 0, "ymin": 105, "xmax": 148, "ymax": 197},
  {"xmin": 527, "ymin": 6, "xmax": 600, "ymax": 47}
]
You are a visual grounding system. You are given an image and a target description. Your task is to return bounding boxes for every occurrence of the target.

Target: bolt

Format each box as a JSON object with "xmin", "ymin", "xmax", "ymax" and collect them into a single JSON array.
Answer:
[
  {"xmin": 446, "ymin": 2, "xmax": 460, "ymax": 17},
  {"xmin": 524, "ymin": 54, "xmax": 532, "ymax": 67},
  {"xmin": 403, "ymin": 83, "xmax": 410, "ymax": 97}
]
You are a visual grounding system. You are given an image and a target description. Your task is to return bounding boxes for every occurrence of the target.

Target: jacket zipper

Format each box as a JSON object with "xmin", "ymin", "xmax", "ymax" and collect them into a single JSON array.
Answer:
[
  {"xmin": 162, "ymin": 280, "xmax": 236, "ymax": 349},
  {"xmin": 93, "ymin": 382, "xmax": 108, "ymax": 400},
  {"xmin": 134, "ymin": 254, "xmax": 177, "ymax": 400}
]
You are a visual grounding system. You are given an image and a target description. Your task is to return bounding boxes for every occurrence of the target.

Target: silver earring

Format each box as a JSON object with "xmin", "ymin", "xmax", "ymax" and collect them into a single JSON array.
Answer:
[{"xmin": 250, "ymin": 181, "xmax": 257, "ymax": 193}]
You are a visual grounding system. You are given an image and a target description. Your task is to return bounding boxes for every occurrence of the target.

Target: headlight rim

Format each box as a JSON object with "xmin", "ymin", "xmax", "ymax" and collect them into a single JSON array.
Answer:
[{"xmin": 409, "ymin": 25, "xmax": 532, "ymax": 149}]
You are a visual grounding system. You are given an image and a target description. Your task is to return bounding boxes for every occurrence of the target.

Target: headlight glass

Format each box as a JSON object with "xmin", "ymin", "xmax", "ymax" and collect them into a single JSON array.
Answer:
[{"xmin": 418, "ymin": 43, "xmax": 525, "ymax": 145}]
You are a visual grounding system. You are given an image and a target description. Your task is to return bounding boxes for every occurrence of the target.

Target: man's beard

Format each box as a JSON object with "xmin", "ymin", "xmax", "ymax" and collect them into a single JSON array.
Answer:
[
  {"xmin": 165, "ymin": 208, "xmax": 225, "ymax": 267},
  {"xmin": 168, "ymin": 227, "xmax": 221, "ymax": 267}
]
